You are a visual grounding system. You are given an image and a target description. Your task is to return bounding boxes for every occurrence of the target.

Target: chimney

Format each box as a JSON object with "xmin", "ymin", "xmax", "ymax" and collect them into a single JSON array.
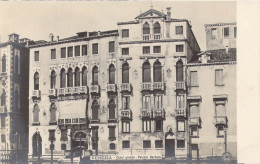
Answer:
[
  {"xmin": 57, "ymin": 36, "xmax": 59, "ymax": 41},
  {"xmin": 166, "ymin": 7, "xmax": 171, "ymax": 21},
  {"xmin": 225, "ymin": 46, "xmax": 229, "ymax": 54},
  {"xmin": 49, "ymin": 33, "xmax": 54, "ymax": 42}
]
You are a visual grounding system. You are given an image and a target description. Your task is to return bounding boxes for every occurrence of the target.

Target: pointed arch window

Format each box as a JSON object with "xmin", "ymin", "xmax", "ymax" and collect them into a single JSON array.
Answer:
[
  {"xmin": 60, "ymin": 69, "xmax": 66, "ymax": 88},
  {"xmin": 50, "ymin": 71, "xmax": 56, "ymax": 89},
  {"xmin": 1, "ymin": 90, "xmax": 6, "ymax": 106},
  {"xmin": 15, "ymin": 54, "xmax": 19, "ymax": 74},
  {"xmin": 14, "ymin": 88, "xmax": 19, "ymax": 109},
  {"xmin": 33, "ymin": 104, "xmax": 40, "ymax": 123},
  {"xmin": 143, "ymin": 22, "xmax": 150, "ymax": 35},
  {"xmin": 32, "ymin": 132, "xmax": 42, "ymax": 157},
  {"xmin": 176, "ymin": 60, "xmax": 184, "ymax": 82},
  {"xmin": 67, "ymin": 68, "xmax": 73, "ymax": 87},
  {"xmin": 92, "ymin": 100, "xmax": 99, "ymax": 120},
  {"xmin": 92, "ymin": 66, "xmax": 98, "ymax": 85},
  {"xmin": 142, "ymin": 62, "xmax": 151, "ymax": 82},
  {"xmin": 50, "ymin": 103, "xmax": 56, "ymax": 123},
  {"xmin": 109, "ymin": 64, "xmax": 115, "ymax": 84},
  {"xmin": 75, "ymin": 67, "xmax": 80, "ymax": 87},
  {"xmin": 1, "ymin": 134, "xmax": 6, "ymax": 143},
  {"xmin": 153, "ymin": 61, "xmax": 162, "ymax": 82},
  {"xmin": 108, "ymin": 98, "xmax": 116, "ymax": 120},
  {"xmin": 154, "ymin": 22, "xmax": 161, "ymax": 34},
  {"xmin": 2, "ymin": 55, "xmax": 6, "ymax": 73},
  {"xmin": 34, "ymin": 72, "xmax": 39, "ymax": 90},
  {"xmin": 122, "ymin": 63, "xmax": 129, "ymax": 83},
  {"xmin": 82, "ymin": 67, "xmax": 87, "ymax": 86}
]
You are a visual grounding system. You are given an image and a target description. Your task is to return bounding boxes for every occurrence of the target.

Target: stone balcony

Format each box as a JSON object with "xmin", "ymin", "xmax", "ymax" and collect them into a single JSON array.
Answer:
[
  {"xmin": 120, "ymin": 109, "xmax": 132, "ymax": 120},
  {"xmin": 153, "ymin": 33, "xmax": 162, "ymax": 40},
  {"xmin": 140, "ymin": 109, "xmax": 153, "ymax": 118},
  {"xmin": 57, "ymin": 86, "xmax": 88, "ymax": 96},
  {"xmin": 188, "ymin": 117, "xmax": 201, "ymax": 126},
  {"xmin": 142, "ymin": 34, "xmax": 162, "ymax": 41},
  {"xmin": 153, "ymin": 109, "xmax": 165, "ymax": 119},
  {"xmin": 141, "ymin": 82, "xmax": 164, "ymax": 91},
  {"xmin": 32, "ymin": 90, "xmax": 41, "ymax": 98},
  {"xmin": 107, "ymin": 84, "xmax": 117, "ymax": 92},
  {"xmin": 175, "ymin": 81, "xmax": 186, "ymax": 90},
  {"xmin": 58, "ymin": 118, "xmax": 86, "ymax": 125},
  {"xmin": 153, "ymin": 82, "xmax": 164, "ymax": 90},
  {"xmin": 48, "ymin": 89, "xmax": 57, "ymax": 97},
  {"xmin": 90, "ymin": 85, "xmax": 99, "ymax": 94},
  {"xmin": 215, "ymin": 116, "xmax": 228, "ymax": 126},
  {"xmin": 175, "ymin": 108, "xmax": 186, "ymax": 118},
  {"xmin": 0, "ymin": 106, "xmax": 7, "ymax": 113},
  {"xmin": 121, "ymin": 83, "xmax": 131, "ymax": 92}
]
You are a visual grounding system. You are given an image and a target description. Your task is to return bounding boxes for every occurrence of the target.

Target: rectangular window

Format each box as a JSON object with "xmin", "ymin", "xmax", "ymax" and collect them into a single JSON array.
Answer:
[
  {"xmin": 155, "ymin": 140, "xmax": 163, "ymax": 148},
  {"xmin": 154, "ymin": 95, "xmax": 163, "ymax": 110},
  {"xmin": 176, "ymin": 26, "xmax": 183, "ymax": 35},
  {"xmin": 143, "ymin": 119, "xmax": 151, "ymax": 132},
  {"xmin": 122, "ymin": 29, "xmax": 129, "ymax": 38},
  {"xmin": 51, "ymin": 49, "xmax": 56, "ymax": 59},
  {"xmin": 211, "ymin": 28, "xmax": 217, "ymax": 39},
  {"xmin": 191, "ymin": 126, "xmax": 199, "ymax": 137},
  {"xmin": 109, "ymin": 126, "xmax": 116, "ymax": 140},
  {"xmin": 176, "ymin": 45, "xmax": 184, "ymax": 52},
  {"xmin": 234, "ymin": 27, "xmax": 237, "ymax": 38},
  {"xmin": 177, "ymin": 120, "xmax": 185, "ymax": 132},
  {"xmin": 190, "ymin": 71, "xmax": 198, "ymax": 86},
  {"xmin": 61, "ymin": 48, "xmax": 66, "ymax": 58},
  {"xmin": 215, "ymin": 101, "xmax": 226, "ymax": 117},
  {"xmin": 215, "ymin": 69, "xmax": 224, "ymax": 86},
  {"xmin": 1, "ymin": 116, "xmax": 5, "ymax": 128},
  {"xmin": 143, "ymin": 95, "xmax": 151, "ymax": 109},
  {"xmin": 75, "ymin": 46, "xmax": 80, "ymax": 56},
  {"xmin": 122, "ymin": 141, "xmax": 130, "ymax": 149},
  {"xmin": 224, "ymin": 27, "xmax": 229, "ymax": 37},
  {"xmin": 155, "ymin": 119, "xmax": 163, "ymax": 132},
  {"xmin": 177, "ymin": 140, "xmax": 185, "ymax": 148},
  {"xmin": 153, "ymin": 46, "xmax": 161, "ymax": 53},
  {"xmin": 143, "ymin": 46, "xmax": 150, "ymax": 54},
  {"xmin": 217, "ymin": 126, "xmax": 224, "ymax": 137},
  {"xmin": 122, "ymin": 48, "xmax": 129, "ymax": 55},
  {"xmin": 92, "ymin": 43, "xmax": 98, "ymax": 54},
  {"xmin": 68, "ymin": 47, "xmax": 73, "ymax": 57},
  {"xmin": 109, "ymin": 41, "xmax": 115, "ymax": 53},
  {"xmin": 82, "ymin": 45, "xmax": 88, "ymax": 56},
  {"xmin": 122, "ymin": 96, "xmax": 130, "ymax": 110},
  {"xmin": 34, "ymin": 51, "xmax": 39, "ymax": 61},
  {"xmin": 143, "ymin": 140, "xmax": 151, "ymax": 149},
  {"xmin": 177, "ymin": 95, "xmax": 185, "ymax": 108},
  {"xmin": 60, "ymin": 130, "xmax": 68, "ymax": 141},
  {"xmin": 122, "ymin": 121, "xmax": 130, "ymax": 133}
]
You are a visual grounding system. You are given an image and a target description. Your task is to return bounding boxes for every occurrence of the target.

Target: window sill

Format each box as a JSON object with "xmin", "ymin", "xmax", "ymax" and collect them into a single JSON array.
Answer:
[
  {"xmin": 190, "ymin": 136, "xmax": 199, "ymax": 138},
  {"xmin": 190, "ymin": 85, "xmax": 199, "ymax": 87},
  {"xmin": 122, "ymin": 148, "xmax": 131, "ymax": 150},
  {"xmin": 155, "ymin": 148, "xmax": 164, "ymax": 150},
  {"xmin": 32, "ymin": 122, "xmax": 40, "ymax": 126},
  {"xmin": 215, "ymin": 84, "xmax": 225, "ymax": 87},
  {"xmin": 108, "ymin": 137, "xmax": 116, "ymax": 141},
  {"xmin": 143, "ymin": 148, "xmax": 152, "ymax": 150},
  {"xmin": 49, "ymin": 121, "xmax": 57, "ymax": 125},
  {"xmin": 122, "ymin": 132, "xmax": 130, "ymax": 134}
]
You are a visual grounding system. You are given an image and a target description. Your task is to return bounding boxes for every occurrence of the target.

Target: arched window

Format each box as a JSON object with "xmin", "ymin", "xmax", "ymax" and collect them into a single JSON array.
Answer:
[
  {"xmin": 15, "ymin": 55, "xmax": 19, "ymax": 74},
  {"xmin": 108, "ymin": 98, "xmax": 116, "ymax": 120},
  {"xmin": 34, "ymin": 72, "xmax": 39, "ymax": 90},
  {"xmin": 153, "ymin": 61, "xmax": 162, "ymax": 82},
  {"xmin": 109, "ymin": 64, "xmax": 115, "ymax": 84},
  {"xmin": 122, "ymin": 63, "xmax": 129, "ymax": 83},
  {"xmin": 143, "ymin": 22, "xmax": 150, "ymax": 35},
  {"xmin": 32, "ymin": 132, "xmax": 42, "ymax": 157},
  {"xmin": 176, "ymin": 60, "xmax": 183, "ymax": 82},
  {"xmin": 92, "ymin": 100, "xmax": 99, "ymax": 120},
  {"xmin": 33, "ymin": 104, "xmax": 40, "ymax": 123},
  {"xmin": 14, "ymin": 88, "xmax": 19, "ymax": 109},
  {"xmin": 75, "ymin": 67, "xmax": 80, "ymax": 87},
  {"xmin": 92, "ymin": 66, "xmax": 98, "ymax": 85},
  {"xmin": 60, "ymin": 69, "xmax": 66, "ymax": 88},
  {"xmin": 154, "ymin": 22, "xmax": 161, "ymax": 34},
  {"xmin": 1, "ymin": 90, "xmax": 6, "ymax": 106},
  {"xmin": 50, "ymin": 103, "xmax": 56, "ymax": 123},
  {"xmin": 2, "ymin": 55, "xmax": 6, "ymax": 73},
  {"xmin": 67, "ymin": 68, "xmax": 73, "ymax": 87},
  {"xmin": 142, "ymin": 62, "xmax": 151, "ymax": 82},
  {"xmin": 82, "ymin": 67, "xmax": 87, "ymax": 86},
  {"xmin": 50, "ymin": 71, "xmax": 56, "ymax": 89},
  {"xmin": 1, "ymin": 134, "xmax": 5, "ymax": 143}
]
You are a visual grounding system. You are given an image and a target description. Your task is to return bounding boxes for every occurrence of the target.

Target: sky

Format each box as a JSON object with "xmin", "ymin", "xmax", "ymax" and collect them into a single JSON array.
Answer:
[{"xmin": 0, "ymin": 1, "xmax": 236, "ymax": 50}]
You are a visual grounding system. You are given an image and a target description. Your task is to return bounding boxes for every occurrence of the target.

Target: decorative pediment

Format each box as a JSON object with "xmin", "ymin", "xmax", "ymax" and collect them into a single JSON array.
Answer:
[{"xmin": 135, "ymin": 9, "xmax": 166, "ymax": 19}]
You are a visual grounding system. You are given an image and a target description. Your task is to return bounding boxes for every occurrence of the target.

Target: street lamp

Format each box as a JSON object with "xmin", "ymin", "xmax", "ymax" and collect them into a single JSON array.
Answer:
[{"xmin": 48, "ymin": 129, "xmax": 55, "ymax": 164}]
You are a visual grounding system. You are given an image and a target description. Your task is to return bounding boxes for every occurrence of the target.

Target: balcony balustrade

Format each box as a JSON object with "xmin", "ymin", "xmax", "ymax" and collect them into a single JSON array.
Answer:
[
  {"xmin": 58, "ymin": 118, "xmax": 86, "ymax": 125},
  {"xmin": 175, "ymin": 81, "xmax": 186, "ymax": 90},
  {"xmin": 58, "ymin": 88, "xmax": 65, "ymax": 95},
  {"xmin": 188, "ymin": 117, "xmax": 201, "ymax": 126},
  {"xmin": 121, "ymin": 83, "xmax": 131, "ymax": 92},
  {"xmin": 175, "ymin": 108, "xmax": 186, "ymax": 117},
  {"xmin": 120, "ymin": 109, "xmax": 132, "ymax": 120},
  {"xmin": 153, "ymin": 109, "xmax": 165, "ymax": 119},
  {"xmin": 90, "ymin": 85, "xmax": 99, "ymax": 93},
  {"xmin": 215, "ymin": 116, "xmax": 227, "ymax": 126},
  {"xmin": 57, "ymin": 86, "xmax": 88, "ymax": 96},
  {"xmin": 32, "ymin": 90, "xmax": 41, "ymax": 98},
  {"xmin": 143, "ymin": 34, "xmax": 150, "ymax": 41},
  {"xmin": 153, "ymin": 82, "xmax": 164, "ymax": 90},
  {"xmin": 48, "ymin": 89, "xmax": 57, "ymax": 97},
  {"xmin": 140, "ymin": 109, "xmax": 153, "ymax": 118},
  {"xmin": 141, "ymin": 82, "xmax": 152, "ymax": 91},
  {"xmin": 107, "ymin": 84, "xmax": 117, "ymax": 92},
  {"xmin": 153, "ymin": 34, "xmax": 161, "ymax": 40}
]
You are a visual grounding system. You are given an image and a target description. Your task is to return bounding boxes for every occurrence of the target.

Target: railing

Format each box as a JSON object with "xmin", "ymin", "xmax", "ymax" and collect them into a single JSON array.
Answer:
[
  {"xmin": 143, "ymin": 34, "xmax": 150, "ymax": 41},
  {"xmin": 120, "ymin": 109, "xmax": 132, "ymax": 119},
  {"xmin": 140, "ymin": 109, "xmax": 152, "ymax": 118},
  {"xmin": 175, "ymin": 81, "xmax": 186, "ymax": 90},
  {"xmin": 107, "ymin": 84, "xmax": 117, "ymax": 92},
  {"xmin": 78, "ymin": 86, "xmax": 88, "ymax": 94},
  {"xmin": 58, "ymin": 86, "xmax": 88, "ymax": 96},
  {"xmin": 215, "ymin": 116, "xmax": 227, "ymax": 126},
  {"xmin": 58, "ymin": 88, "xmax": 65, "ymax": 95},
  {"xmin": 65, "ymin": 87, "xmax": 74, "ymax": 95},
  {"xmin": 32, "ymin": 90, "xmax": 41, "ymax": 98},
  {"xmin": 153, "ymin": 109, "xmax": 165, "ymax": 118},
  {"xmin": 49, "ymin": 89, "xmax": 57, "ymax": 97},
  {"xmin": 0, "ymin": 106, "xmax": 7, "ymax": 113},
  {"xmin": 121, "ymin": 83, "xmax": 131, "ymax": 92},
  {"xmin": 58, "ymin": 118, "xmax": 86, "ymax": 125},
  {"xmin": 175, "ymin": 108, "xmax": 186, "ymax": 117},
  {"xmin": 141, "ymin": 82, "xmax": 152, "ymax": 91},
  {"xmin": 153, "ymin": 82, "xmax": 164, "ymax": 90},
  {"xmin": 153, "ymin": 34, "xmax": 161, "ymax": 40},
  {"xmin": 90, "ymin": 85, "xmax": 99, "ymax": 93},
  {"xmin": 188, "ymin": 117, "xmax": 201, "ymax": 126}
]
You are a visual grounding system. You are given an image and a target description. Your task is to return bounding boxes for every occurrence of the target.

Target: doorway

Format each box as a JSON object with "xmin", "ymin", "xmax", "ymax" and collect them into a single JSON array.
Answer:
[
  {"xmin": 191, "ymin": 144, "xmax": 199, "ymax": 160},
  {"xmin": 165, "ymin": 139, "xmax": 175, "ymax": 158}
]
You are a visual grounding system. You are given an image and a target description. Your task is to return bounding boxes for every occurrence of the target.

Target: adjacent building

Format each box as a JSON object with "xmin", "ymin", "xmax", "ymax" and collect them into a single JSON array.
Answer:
[{"xmin": 0, "ymin": 33, "xmax": 30, "ymax": 162}]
